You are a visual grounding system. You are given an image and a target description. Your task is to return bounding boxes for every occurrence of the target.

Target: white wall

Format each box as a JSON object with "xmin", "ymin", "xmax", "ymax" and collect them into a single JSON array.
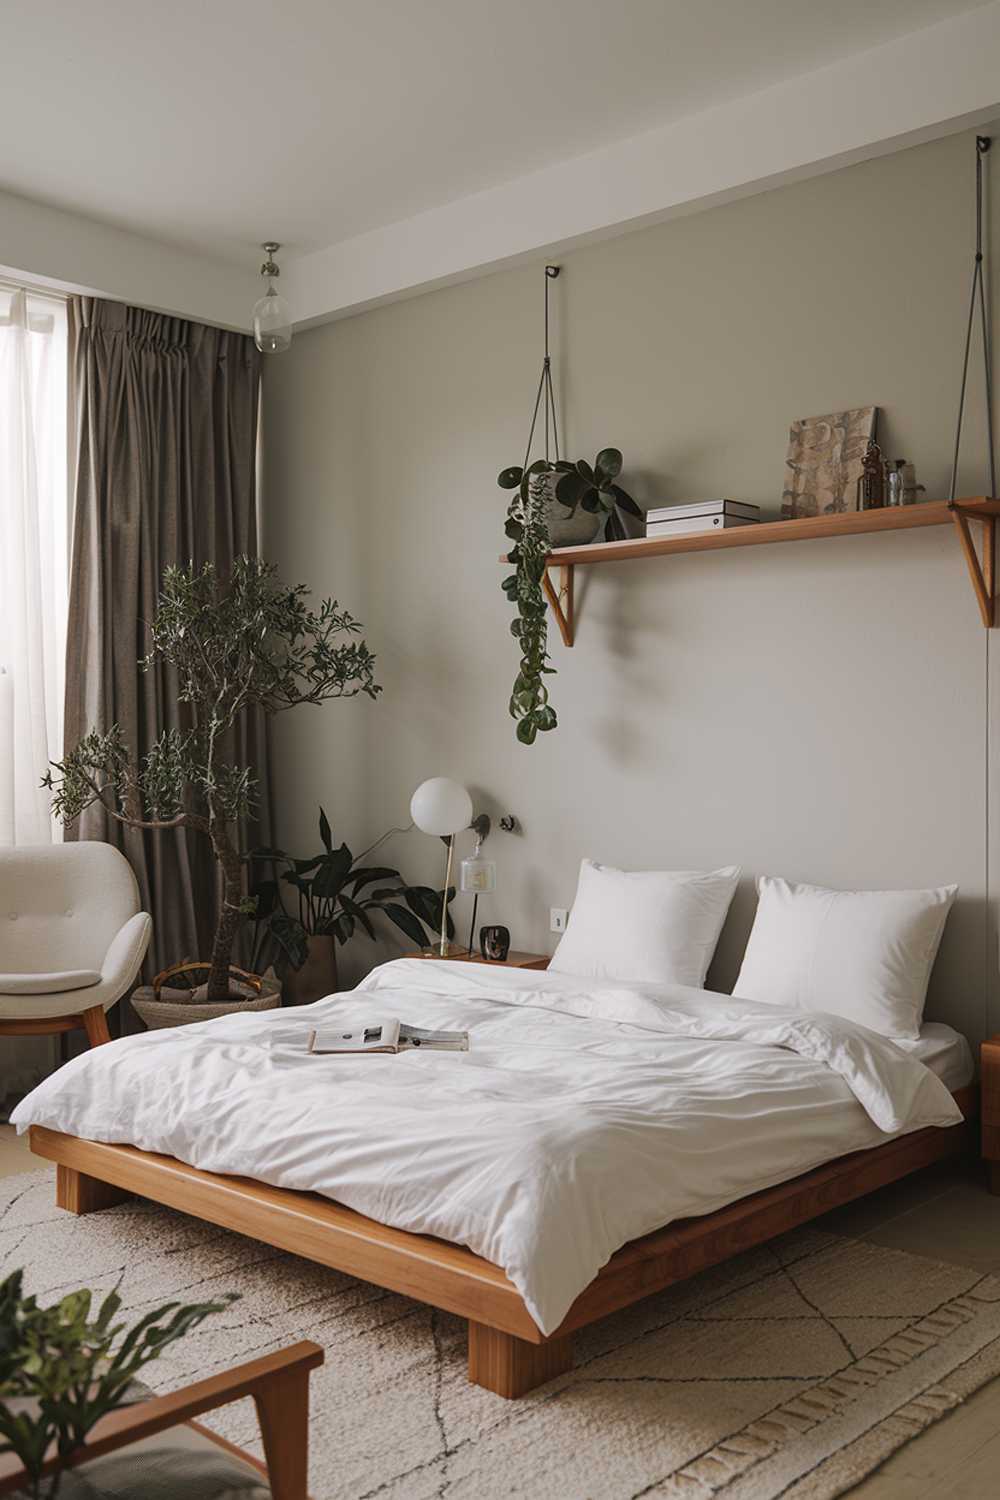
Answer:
[
  {"xmin": 286, "ymin": 4, "xmax": 1000, "ymax": 328},
  {"xmin": 263, "ymin": 130, "xmax": 999, "ymax": 1040},
  {"xmin": 0, "ymin": 188, "xmax": 256, "ymax": 331}
]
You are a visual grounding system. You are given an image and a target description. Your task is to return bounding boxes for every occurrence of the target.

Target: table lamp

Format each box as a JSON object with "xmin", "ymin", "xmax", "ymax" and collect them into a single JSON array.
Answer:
[{"xmin": 410, "ymin": 777, "xmax": 473, "ymax": 956}]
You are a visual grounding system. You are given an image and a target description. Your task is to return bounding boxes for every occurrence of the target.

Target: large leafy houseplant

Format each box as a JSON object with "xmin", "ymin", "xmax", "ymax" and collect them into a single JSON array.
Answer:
[
  {"xmin": 43, "ymin": 558, "xmax": 380, "ymax": 1003},
  {"xmin": 248, "ymin": 806, "xmax": 456, "ymax": 998},
  {"xmin": 0, "ymin": 1268, "xmax": 236, "ymax": 1500},
  {"xmin": 500, "ymin": 447, "xmax": 640, "ymax": 744}
]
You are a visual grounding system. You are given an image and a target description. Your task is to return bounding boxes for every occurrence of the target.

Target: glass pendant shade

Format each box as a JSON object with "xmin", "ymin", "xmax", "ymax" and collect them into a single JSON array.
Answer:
[{"xmin": 253, "ymin": 284, "xmax": 292, "ymax": 354}]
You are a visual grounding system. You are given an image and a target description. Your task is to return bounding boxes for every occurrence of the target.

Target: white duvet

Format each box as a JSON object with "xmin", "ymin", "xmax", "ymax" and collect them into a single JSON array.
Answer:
[{"xmin": 12, "ymin": 959, "xmax": 963, "ymax": 1335}]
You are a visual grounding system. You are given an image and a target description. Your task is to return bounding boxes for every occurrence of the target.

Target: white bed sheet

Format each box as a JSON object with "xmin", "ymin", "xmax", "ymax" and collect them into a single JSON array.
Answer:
[
  {"xmin": 11, "ymin": 960, "xmax": 963, "ymax": 1336},
  {"xmin": 897, "ymin": 1022, "xmax": 974, "ymax": 1092}
]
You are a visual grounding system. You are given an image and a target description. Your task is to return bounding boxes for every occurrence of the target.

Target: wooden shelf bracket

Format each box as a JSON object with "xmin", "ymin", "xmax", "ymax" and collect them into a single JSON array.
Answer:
[
  {"xmin": 950, "ymin": 502, "xmax": 996, "ymax": 628},
  {"xmin": 542, "ymin": 563, "xmax": 575, "ymax": 647}
]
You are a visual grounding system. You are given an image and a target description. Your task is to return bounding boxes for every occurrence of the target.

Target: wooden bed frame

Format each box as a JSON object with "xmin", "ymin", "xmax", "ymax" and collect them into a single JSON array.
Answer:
[{"xmin": 28, "ymin": 1077, "xmax": 980, "ymax": 1399}]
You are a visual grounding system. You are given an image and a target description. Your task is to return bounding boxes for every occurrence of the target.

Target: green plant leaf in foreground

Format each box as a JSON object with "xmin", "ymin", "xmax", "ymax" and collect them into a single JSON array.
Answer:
[{"xmin": 0, "ymin": 1268, "xmax": 238, "ymax": 1499}]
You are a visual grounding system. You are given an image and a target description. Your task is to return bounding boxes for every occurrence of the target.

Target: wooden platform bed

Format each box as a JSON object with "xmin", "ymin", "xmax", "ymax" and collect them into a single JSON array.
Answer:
[{"xmin": 28, "ymin": 1080, "xmax": 980, "ymax": 1399}]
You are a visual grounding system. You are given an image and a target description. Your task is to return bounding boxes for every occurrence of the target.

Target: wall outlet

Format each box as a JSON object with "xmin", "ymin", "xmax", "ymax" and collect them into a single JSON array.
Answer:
[{"xmin": 550, "ymin": 907, "xmax": 568, "ymax": 934}]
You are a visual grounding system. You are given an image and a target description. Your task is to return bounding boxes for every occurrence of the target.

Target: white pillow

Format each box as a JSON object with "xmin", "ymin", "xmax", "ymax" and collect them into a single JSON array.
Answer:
[
  {"xmin": 733, "ymin": 876, "xmax": 957, "ymax": 1039},
  {"xmin": 549, "ymin": 859, "xmax": 740, "ymax": 987}
]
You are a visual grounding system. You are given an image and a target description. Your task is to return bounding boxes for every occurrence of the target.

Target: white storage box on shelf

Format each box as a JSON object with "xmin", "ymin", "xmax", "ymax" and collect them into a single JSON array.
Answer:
[{"xmin": 645, "ymin": 499, "xmax": 760, "ymax": 537}]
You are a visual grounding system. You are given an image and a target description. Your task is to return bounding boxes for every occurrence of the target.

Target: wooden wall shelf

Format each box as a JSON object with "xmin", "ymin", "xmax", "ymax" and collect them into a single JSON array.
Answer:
[{"xmin": 501, "ymin": 498, "xmax": 1000, "ymax": 645}]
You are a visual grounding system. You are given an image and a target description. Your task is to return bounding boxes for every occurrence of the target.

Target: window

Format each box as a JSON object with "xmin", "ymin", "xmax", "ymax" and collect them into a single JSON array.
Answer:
[{"xmin": 0, "ymin": 283, "xmax": 68, "ymax": 844}]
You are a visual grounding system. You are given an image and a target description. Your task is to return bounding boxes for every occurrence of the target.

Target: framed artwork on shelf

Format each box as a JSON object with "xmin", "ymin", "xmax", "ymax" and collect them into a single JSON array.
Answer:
[{"xmin": 781, "ymin": 406, "xmax": 878, "ymax": 517}]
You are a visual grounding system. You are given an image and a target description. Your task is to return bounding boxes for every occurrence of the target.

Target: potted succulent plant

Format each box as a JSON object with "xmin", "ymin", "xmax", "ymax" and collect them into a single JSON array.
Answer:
[
  {"xmin": 43, "ymin": 557, "xmax": 381, "ymax": 1026},
  {"xmin": 247, "ymin": 807, "xmax": 457, "ymax": 1004},
  {"xmin": 500, "ymin": 448, "xmax": 640, "ymax": 743}
]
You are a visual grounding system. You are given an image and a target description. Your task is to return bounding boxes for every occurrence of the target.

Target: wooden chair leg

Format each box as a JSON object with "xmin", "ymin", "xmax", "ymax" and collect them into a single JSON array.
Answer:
[
  {"xmin": 80, "ymin": 1005, "xmax": 112, "ymax": 1047},
  {"xmin": 467, "ymin": 1322, "xmax": 573, "ymax": 1398},
  {"xmin": 252, "ymin": 1364, "xmax": 312, "ymax": 1500},
  {"xmin": 56, "ymin": 1163, "xmax": 131, "ymax": 1215}
]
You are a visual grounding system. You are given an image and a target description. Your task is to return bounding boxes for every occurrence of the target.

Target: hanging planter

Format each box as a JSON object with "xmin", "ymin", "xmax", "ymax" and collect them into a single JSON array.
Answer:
[
  {"xmin": 499, "ymin": 267, "xmax": 564, "ymax": 745},
  {"xmin": 502, "ymin": 460, "xmax": 558, "ymax": 744},
  {"xmin": 498, "ymin": 268, "xmax": 642, "ymax": 744},
  {"xmin": 542, "ymin": 470, "xmax": 603, "ymax": 547},
  {"xmin": 553, "ymin": 448, "xmax": 642, "ymax": 542}
]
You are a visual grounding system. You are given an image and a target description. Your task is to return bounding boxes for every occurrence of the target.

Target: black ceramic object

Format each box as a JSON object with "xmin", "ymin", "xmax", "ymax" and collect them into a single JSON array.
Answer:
[{"xmin": 479, "ymin": 925, "xmax": 511, "ymax": 962}]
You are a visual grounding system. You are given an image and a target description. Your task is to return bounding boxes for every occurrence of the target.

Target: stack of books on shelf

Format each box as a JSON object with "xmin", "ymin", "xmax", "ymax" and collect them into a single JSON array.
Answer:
[{"xmin": 645, "ymin": 500, "xmax": 760, "ymax": 538}]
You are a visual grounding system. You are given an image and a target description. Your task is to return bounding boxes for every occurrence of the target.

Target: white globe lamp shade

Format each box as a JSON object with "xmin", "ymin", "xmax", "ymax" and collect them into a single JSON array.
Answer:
[{"xmin": 410, "ymin": 778, "xmax": 472, "ymax": 837}]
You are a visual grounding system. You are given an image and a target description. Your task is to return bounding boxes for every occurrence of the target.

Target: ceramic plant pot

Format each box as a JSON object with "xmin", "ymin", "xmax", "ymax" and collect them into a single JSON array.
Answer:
[
  {"xmin": 538, "ymin": 471, "xmax": 603, "ymax": 547},
  {"xmin": 282, "ymin": 934, "xmax": 339, "ymax": 1006}
]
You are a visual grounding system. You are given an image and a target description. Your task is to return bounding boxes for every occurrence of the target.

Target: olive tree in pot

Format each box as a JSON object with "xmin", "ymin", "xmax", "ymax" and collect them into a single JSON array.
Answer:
[{"xmin": 43, "ymin": 557, "xmax": 380, "ymax": 1025}]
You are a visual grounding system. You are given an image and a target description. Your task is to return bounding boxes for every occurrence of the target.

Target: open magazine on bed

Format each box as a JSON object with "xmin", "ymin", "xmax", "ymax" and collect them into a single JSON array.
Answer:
[{"xmin": 307, "ymin": 1019, "xmax": 469, "ymax": 1054}]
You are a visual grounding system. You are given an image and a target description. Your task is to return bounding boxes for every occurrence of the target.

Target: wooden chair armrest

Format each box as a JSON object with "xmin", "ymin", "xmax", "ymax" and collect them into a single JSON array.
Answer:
[{"xmin": 0, "ymin": 1340, "xmax": 324, "ymax": 1498}]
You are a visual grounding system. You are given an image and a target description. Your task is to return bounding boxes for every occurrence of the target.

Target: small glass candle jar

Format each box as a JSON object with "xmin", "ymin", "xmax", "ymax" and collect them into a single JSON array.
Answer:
[{"xmin": 460, "ymin": 854, "xmax": 497, "ymax": 894}]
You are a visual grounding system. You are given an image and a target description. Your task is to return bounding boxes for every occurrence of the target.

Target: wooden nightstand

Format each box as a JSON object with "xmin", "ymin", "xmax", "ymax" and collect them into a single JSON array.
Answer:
[{"xmin": 402, "ymin": 950, "xmax": 549, "ymax": 970}]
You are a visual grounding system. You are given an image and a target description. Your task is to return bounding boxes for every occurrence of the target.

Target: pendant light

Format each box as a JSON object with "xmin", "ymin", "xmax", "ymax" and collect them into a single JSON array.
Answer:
[{"xmin": 253, "ymin": 242, "xmax": 292, "ymax": 354}]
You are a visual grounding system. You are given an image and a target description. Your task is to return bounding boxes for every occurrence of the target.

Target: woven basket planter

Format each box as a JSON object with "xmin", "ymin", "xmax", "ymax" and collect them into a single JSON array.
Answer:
[{"xmin": 131, "ymin": 963, "xmax": 282, "ymax": 1030}]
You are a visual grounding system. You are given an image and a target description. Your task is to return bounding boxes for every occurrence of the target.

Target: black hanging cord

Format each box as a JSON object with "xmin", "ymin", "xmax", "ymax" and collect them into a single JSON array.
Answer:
[
  {"xmin": 521, "ymin": 265, "xmax": 561, "ymax": 471},
  {"xmin": 951, "ymin": 136, "xmax": 997, "ymax": 502}
]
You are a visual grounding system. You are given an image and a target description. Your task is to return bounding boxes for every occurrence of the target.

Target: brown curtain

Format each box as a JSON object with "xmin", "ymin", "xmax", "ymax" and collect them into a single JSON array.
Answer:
[{"xmin": 64, "ymin": 298, "xmax": 270, "ymax": 997}]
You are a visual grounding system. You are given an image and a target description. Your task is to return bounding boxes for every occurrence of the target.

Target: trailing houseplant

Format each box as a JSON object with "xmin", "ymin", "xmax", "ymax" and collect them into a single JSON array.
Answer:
[
  {"xmin": 499, "ymin": 448, "xmax": 640, "ymax": 743},
  {"xmin": 501, "ymin": 460, "xmax": 558, "ymax": 745},
  {"xmin": 247, "ymin": 807, "xmax": 457, "ymax": 1003},
  {"xmin": 0, "ymin": 1268, "xmax": 236, "ymax": 1500},
  {"xmin": 43, "ymin": 557, "xmax": 380, "ymax": 1010}
]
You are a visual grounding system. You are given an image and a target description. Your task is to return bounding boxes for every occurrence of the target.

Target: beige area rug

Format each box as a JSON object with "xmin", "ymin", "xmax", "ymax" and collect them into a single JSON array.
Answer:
[{"xmin": 4, "ymin": 1169, "xmax": 1000, "ymax": 1500}]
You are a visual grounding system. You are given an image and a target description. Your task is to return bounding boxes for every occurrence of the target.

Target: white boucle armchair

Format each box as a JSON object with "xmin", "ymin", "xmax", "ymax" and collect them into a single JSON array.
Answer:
[{"xmin": 0, "ymin": 842, "xmax": 151, "ymax": 1048}]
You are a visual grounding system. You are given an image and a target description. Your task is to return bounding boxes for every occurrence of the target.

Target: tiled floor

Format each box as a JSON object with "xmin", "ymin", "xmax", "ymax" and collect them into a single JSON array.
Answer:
[{"xmin": 1, "ymin": 1130, "xmax": 998, "ymax": 1496}]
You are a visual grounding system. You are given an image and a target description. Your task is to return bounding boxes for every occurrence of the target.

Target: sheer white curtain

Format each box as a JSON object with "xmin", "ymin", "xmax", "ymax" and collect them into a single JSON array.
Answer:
[{"xmin": 0, "ymin": 284, "xmax": 68, "ymax": 845}]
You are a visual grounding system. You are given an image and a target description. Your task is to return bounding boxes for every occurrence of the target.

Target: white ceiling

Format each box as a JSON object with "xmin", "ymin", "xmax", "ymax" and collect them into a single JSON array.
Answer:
[{"xmin": 0, "ymin": 0, "xmax": 990, "ymax": 268}]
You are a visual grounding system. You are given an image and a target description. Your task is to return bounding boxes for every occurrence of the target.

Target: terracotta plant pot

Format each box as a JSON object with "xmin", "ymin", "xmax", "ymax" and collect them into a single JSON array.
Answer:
[{"xmin": 282, "ymin": 934, "xmax": 339, "ymax": 1006}]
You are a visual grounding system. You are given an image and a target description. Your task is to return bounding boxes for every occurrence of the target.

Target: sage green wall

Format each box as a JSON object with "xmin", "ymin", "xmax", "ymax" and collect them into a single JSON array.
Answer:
[{"xmin": 263, "ymin": 130, "xmax": 999, "ymax": 1039}]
